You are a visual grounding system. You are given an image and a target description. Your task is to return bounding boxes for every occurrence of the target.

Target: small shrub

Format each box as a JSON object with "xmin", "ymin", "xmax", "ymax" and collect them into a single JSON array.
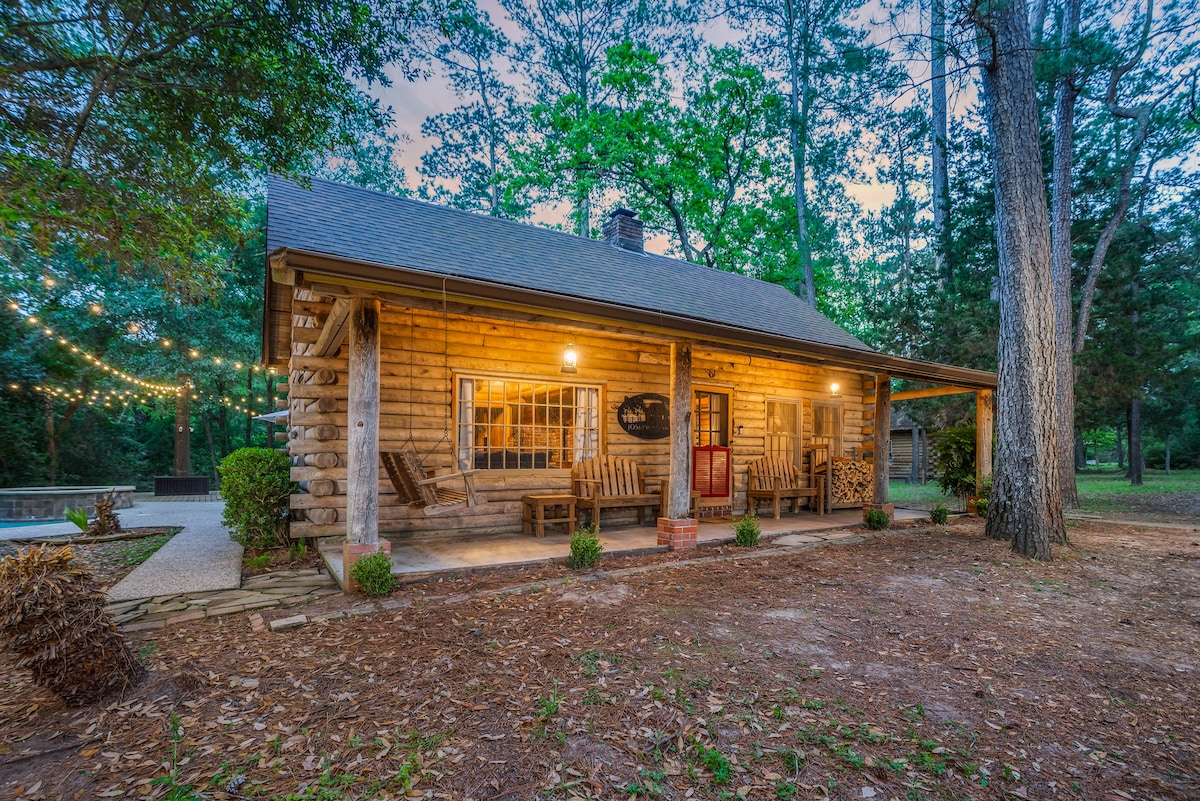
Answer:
[
  {"xmin": 976, "ymin": 476, "xmax": 993, "ymax": 500},
  {"xmin": 289, "ymin": 538, "xmax": 308, "ymax": 562},
  {"xmin": 864, "ymin": 508, "xmax": 890, "ymax": 530},
  {"xmin": 568, "ymin": 524, "xmax": 603, "ymax": 569},
  {"xmin": 218, "ymin": 448, "xmax": 295, "ymax": 548},
  {"xmin": 242, "ymin": 553, "xmax": 271, "ymax": 570},
  {"xmin": 930, "ymin": 424, "xmax": 977, "ymax": 500},
  {"xmin": 930, "ymin": 504, "xmax": 949, "ymax": 525},
  {"xmin": 974, "ymin": 498, "xmax": 989, "ymax": 518},
  {"xmin": 86, "ymin": 493, "xmax": 122, "ymax": 536},
  {"xmin": 733, "ymin": 511, "xmax": 761, "ymax": 547},
  {"xmin": 65, "ymin": 508, "xmax": 89, "ymax": 532},
  {"xmin": 350, "ymin": 551, "xmax": 395, "ymax": 597}
]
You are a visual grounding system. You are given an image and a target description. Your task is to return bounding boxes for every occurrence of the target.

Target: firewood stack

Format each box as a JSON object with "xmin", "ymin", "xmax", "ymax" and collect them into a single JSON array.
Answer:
[
  {"xmin": 828, "ymin": 457, "xmax": 874, "ymax": 504},
  {"xmin": 0, "ymin": 545, "xmax": 143, "ymax": 705}
]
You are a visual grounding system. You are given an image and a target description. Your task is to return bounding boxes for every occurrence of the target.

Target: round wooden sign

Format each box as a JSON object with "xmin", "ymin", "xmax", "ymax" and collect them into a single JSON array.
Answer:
[{"xmin": 617, "ymin": 393, "xmax": 670, "ymax": 440}]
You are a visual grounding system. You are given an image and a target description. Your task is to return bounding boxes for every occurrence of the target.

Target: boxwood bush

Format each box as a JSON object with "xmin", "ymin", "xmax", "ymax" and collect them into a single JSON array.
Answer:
[{"xmin": 218, "ymin": 448, "xmax": 295, "ymax": 548}]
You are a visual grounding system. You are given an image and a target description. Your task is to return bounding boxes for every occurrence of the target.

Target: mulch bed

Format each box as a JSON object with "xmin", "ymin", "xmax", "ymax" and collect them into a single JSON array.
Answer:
[
  {"xmin": 0, "ymin": 527, "xmax": 179, "ymax": 588},
  {"xmin": 1, "ymin": 518, "xmax": 1198, "ymax": 800}
]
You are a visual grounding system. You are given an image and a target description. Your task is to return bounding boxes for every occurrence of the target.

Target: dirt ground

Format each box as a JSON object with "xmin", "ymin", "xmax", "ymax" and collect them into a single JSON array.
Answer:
[{"xmin": 2, "ymin": 517, "xmax": 1198, "ymax": 801}]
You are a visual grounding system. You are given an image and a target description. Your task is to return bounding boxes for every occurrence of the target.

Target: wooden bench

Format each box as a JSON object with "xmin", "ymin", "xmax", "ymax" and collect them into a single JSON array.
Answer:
[
  {"xmin": 747, "ymin": 456, "xmax": 825, "ymax": 519},
  {"xmin": 571, "ymin": 455, "xmax": 660, "ymax": 529}
]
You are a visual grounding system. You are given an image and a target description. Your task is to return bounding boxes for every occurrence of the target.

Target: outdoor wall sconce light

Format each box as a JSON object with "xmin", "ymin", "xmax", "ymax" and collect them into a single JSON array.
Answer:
[
  {"xmin": 737, "ymin": 424, "xmax": 745, "ymax": 436},
  {"xmin": 830, "ymin": 382, "xmax": 841, "ymax": 398},
  {"xmin": 561, "ymin": 343, "xmax": 578, "ymax": 374}
]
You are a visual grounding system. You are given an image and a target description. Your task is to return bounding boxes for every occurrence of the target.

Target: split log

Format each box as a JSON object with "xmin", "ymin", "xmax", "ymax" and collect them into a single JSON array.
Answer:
[
  {"xmin": 304, "ymin": 452, "xmax": 340, "ymax": 469},
  {"xmin": 313, "ymin": 368, "xmax": 338, "ymax": 385},
  {"xmin": 307, "ymin": 479, "xmax": 337, "ymax": 497},
  {"xmin": 306, "ymin": 508, "xmax": 338, "ymax": 525}
]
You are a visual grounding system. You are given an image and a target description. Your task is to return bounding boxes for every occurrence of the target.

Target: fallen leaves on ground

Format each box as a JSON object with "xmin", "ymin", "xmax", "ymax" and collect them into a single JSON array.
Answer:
[{"xmin": 1, "ymin": 518, "xmax": 1198, "ymax": 800}]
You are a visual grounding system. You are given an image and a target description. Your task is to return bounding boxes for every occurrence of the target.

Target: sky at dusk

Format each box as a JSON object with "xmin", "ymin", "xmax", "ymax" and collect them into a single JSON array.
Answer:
[{"xmin": 362, "ymin": 0, "xmax": 979, "ymax": 239}]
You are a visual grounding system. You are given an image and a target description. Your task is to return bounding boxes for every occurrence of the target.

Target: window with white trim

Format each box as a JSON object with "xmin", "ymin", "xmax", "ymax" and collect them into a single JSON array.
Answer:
[
  {"xmin": 456, "ymin": 376, "xmax": 601, "ymax": 470},
  {"xmin": 766, "ymin": 399, "xmax": 803, "ymax": 466}
]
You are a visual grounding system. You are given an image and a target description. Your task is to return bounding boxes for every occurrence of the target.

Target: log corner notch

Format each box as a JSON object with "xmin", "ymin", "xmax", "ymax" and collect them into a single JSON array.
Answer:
[
  {"xmin": 873, "ymin": 374, "xmax": 892, "ymax": 504},
  {"xmin": 976, "ymin": 389, "xmax": 994, "ymax": 493},
  {"xmin": 345, "ymin": 297, "xmax": 381, "ymax": 547}
]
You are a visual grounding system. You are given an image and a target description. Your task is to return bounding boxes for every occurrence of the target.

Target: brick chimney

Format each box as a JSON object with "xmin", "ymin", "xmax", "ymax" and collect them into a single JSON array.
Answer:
[{"xmin": 602, "ymin": 207, "xmax": 644, "ymax": 253}]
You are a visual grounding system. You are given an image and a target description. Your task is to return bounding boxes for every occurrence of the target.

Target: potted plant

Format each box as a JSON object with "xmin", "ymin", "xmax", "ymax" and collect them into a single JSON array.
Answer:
[{"xmin": 967, "ymin": 476, "xmax": 992, "ymax": 515}]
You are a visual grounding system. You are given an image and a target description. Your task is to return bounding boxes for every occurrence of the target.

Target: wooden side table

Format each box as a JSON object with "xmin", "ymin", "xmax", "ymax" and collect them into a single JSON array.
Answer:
[{"xmin": 521, "ymin": 494, "xmax": 577, "ymax": 538}]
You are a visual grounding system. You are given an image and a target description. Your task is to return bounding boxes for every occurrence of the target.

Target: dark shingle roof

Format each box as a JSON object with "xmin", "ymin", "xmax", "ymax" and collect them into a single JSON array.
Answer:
[{"xmin": 267, "ymin": 176, "xmax": 873, "ymax": 353}]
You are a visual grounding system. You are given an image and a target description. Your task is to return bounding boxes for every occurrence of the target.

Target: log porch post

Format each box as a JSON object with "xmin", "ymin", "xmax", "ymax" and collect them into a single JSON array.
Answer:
[
  {"xmin": 346, "ymin": 298, "xmax": 381, "ymax": 546},
  {"xmin": 976, "ymin": 389, "xmax": 994, "ymax": 493},
  {"xmin": 872, "ymin": 374, "xmax": 891, "ymax": 504},
  {"xmin": 659, "ymin": 341, "xmax": 696, "ymax": 550}
]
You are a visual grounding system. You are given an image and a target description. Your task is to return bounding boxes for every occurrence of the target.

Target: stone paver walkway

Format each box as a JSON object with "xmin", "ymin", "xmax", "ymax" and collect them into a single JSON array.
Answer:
[{"xmin": 109, "ymin": 568, "xmax": 340, "ymax": 631}]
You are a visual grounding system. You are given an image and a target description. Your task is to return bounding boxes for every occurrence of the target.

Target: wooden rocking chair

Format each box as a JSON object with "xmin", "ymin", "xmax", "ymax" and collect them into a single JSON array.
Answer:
[{"xmin": 381, "ymin": 444, "xmax": 485, "ymax": 516}]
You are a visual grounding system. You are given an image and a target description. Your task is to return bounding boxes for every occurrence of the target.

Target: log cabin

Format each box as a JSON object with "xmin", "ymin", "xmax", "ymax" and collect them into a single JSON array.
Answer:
[{"xmin": 263, "ymin": 176, "xmax": 996, "ymax": 552}]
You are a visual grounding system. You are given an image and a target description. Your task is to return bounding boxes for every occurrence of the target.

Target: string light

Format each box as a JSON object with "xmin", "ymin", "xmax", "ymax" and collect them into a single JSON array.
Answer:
[{"xmin": 6, "ymin": 298, "xmax": 271, "ymax": 393}]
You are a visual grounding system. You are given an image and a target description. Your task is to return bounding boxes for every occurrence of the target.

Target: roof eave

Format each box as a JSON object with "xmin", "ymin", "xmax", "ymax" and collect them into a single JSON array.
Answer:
[{"xmin": 269, "ymin": 246, "xmax": 997, "ymax": 389}]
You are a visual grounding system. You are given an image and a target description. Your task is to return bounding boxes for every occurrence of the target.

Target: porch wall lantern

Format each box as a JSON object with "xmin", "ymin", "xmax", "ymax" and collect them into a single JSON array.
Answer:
[
  {"xmin": 736, "ymin": 424, "xmax": 745, "ymax": 436},
  {"xmin": 561, "ymin": 343, "xmax": 578, "ymax": 374},
  {"xmin": 830, "ymin": 382, "xmax": 841, "ymax": 398}
]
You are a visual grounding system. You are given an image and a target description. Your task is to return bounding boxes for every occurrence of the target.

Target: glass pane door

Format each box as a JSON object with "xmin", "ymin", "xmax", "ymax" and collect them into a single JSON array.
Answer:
[{"xmin": 766, "ymin": 400, "xmax": 802, "ymax": 466}]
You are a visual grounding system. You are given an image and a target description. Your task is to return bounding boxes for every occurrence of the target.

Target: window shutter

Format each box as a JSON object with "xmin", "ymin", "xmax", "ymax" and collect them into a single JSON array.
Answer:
[{"xmin": 692, "ymin": 445, "xmax": 731, "ymax": 497}]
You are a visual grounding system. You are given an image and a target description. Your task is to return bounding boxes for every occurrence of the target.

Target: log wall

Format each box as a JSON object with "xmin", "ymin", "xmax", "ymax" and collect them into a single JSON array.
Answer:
[{"xmin": 286, "ymin": 292, "xmax": 871, "ymax": 539}]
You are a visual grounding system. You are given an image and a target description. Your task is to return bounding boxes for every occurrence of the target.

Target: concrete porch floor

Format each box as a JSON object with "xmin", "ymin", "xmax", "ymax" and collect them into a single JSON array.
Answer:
[{"xmin": 319, "ymin": 507, "xmax": 929, "ymax": 587}]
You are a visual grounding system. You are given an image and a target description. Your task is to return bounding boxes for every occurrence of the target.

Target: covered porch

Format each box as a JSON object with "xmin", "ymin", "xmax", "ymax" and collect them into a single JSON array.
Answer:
[{"xmin": 318, "ymin": 506, "xmax": 932, "ymax": 586}]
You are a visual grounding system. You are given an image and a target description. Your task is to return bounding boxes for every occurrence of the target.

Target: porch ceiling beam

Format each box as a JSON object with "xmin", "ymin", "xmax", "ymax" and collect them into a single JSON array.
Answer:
[
  {"xmin": 891, "ymin": 385, "xmax": 976, "ymax": 401},
  {"xmin": 312, "ymin": 298, "xmax": 351, "ymax": 358}
]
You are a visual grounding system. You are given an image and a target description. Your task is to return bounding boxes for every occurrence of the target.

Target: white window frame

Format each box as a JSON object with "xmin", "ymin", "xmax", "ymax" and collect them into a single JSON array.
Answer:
[{"xmin": 455, "ymin": 373, "xmax": 604, "ymax": 472}]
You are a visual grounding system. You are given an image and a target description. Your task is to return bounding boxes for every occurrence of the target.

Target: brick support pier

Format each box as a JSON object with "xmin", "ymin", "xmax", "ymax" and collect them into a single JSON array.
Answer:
[
  {"xmin": 341, "ymin": 540, "xmax": 392, "ymax": 592},
  {"xmin": 657, "ymin": 517, "xmax": 698, "ymax": 550}
]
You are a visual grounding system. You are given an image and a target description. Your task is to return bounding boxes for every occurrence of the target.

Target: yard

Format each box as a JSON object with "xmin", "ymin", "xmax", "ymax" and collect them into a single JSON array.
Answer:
[
  {"xmin": 890, "ymin": 468, "xmax": 1200, "ymax": 525},
  {"xmin": 2, "ymin": 515, "xmax": 1198, "ymax": 800}
]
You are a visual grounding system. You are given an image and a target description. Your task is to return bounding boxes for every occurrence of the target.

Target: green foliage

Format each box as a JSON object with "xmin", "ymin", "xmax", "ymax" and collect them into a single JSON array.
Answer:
[
  {"xmin": 931, "ymin": 425, "xmax": 978, "ymax": 499},
  {"xmin": 243, "ymin": 554, "xmax": 271, "ymax": 570},
  {"xmin": 733, "ymin": 511, "xmax": 762, "ymax": 547},
  {"xmin": 1, "ymin": 1, "xmax": 420, "ymax": 289},
  {"xmin": 974, "ymin": 499, "xmax": 989, "ymax": 518},
  {"xmin": 930, "ymin": 504, "xmax": 949, "ymax": 525},
  {"xmin": 65, "ymin": 508, "xmax": 89, "ymax": 532},
  {"xmin": 864, "ymin": 508, "xmax": 890, "ymax": 530},
  {"xmin": 567, "ymin": 524, "xmax": 603, "ymax": 569},
  {"xmin": 289, "ymin": 539, "xmax": 309, "ymax": 562},
  {"xmin": 218, "ymin": 448, "xmax": 294, "ymax": 548},
  {"xmin": 350, "ymin": 552, "xmax": 396, "ymax": 597}
]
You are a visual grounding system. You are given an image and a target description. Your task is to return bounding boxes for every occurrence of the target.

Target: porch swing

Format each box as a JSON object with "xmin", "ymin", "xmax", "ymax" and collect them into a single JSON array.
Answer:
[{"xmin": 380, "ymin": 296, "xmax": 486, "ymax": 516}]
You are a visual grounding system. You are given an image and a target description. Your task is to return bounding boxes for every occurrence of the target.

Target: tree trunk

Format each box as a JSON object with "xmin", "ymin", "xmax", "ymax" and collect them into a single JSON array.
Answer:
[
  {"xmin": 44, "ymin": 398, "xmax": 58, "ymax": 485},
  {"xmin": 1051, "ymin": 0, "xmax": 1082, "ymax": 509},
  {"xmin": 203, "ymin": 413, "xmax": 219, "ymax": 481},
  {"xmin": 1115, "ymin": 421, "xmax": 1125, "ymax": 469},
  {"xmin": 975, "ymin": 0, "xmax": 1066, "ymax": 559},
  {"xmin": 1164, "ymin": 433, "xmax": 1171, "ymax": 475},
  {"xmin": 787, "ymin": 20, "xmax": 816, "ymax": 307},
  {"xmin": 1074, "ymin": 430, "xmax": 1085, "ymax": 469},
  {"xmin": 1128, "ymin": 397, "xmax": 1143, "ymax": 486},
  {"xmin": 174, "ymin": 383, "xmax": 191, "ymax": 477},
  {"xmin": 931, "ymin": 0, "xmax": 950, "ymax": 288},
  {"xmin": 244, "ymin": 369, "xmax": 253, "ymax": 446}
]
